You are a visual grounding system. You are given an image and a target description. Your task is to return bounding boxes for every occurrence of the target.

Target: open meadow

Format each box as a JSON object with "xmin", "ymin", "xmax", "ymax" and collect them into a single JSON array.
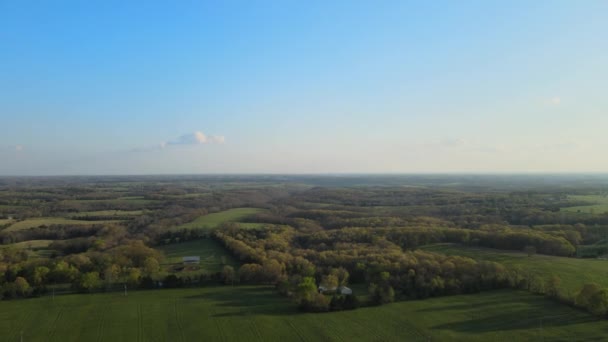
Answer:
[
  {"xmin": 561, "ymin": 195, "xmax": 608, "ymax": 214},
  {"xmin": 421, "ymin": 243, "xmax": 608, "ymax": 294},
  {"xmin": 175, "ymin": 208, "xmax": 264, "ymax": 230},
  {"xmin": 3, "ymin": 217, "xmax": 121, "ymax": 232},
  {"xmin": 158, "ymin": 239, "xmax": 239, "ymax": 273},
  {"xmin": 0, "ymin": 286, "xmax": 606, "ymax": 342}
]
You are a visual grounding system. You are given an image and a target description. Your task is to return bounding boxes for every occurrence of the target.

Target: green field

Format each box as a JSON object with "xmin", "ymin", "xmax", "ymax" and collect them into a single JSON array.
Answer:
[
  {"xmin": 0, "ymin": 239, "xmax": 54, "ymax": 249},
  {"xmin": 422, "ymin": 243, "xmax": 608, "ymax": 295},
  {"xmin": 562, "ymin": 195, "xmax": 608, "ymax": 214},
  {"xmin": 0, "ymin": 286, "xmax": 604, "ymax": 341},
  {"xmin": 0, "ymin": 218, "xmax": 15, "ymax": 225},
  {"xmin": 158, "ymin": 239, "xmax": 239, "ymax": 272},
  {"xmin": 66, "ymin": 210, "xmax": 144, "ymax": 218},
  {"xmin": 175, "ymin": 208, "xmax": 263, "ymax": 230},
  {"xmin": 64, "ymin": 198, "xmax": 156, "ymax": 205},
  {"xmin": 4, "ymin": 217, "xmax": 120, "ymax": 232}
]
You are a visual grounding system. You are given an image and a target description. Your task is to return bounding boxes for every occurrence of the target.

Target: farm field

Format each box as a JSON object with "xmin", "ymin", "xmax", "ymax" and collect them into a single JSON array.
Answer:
[
  {"xmin": 66, "ymin": 210, "xmax": 144, "ymax": 218},
  {"xmin": 0, "ymin": 239, "xmax": 54, "ymax": 249},
  {"xmin": 0, "ymin": 218, "xmax": 15, "ymax": 225},
  {"xmin": 0, "ymin": 286, "xmax": 605, "ymax": 342},
  {"xmin": 3, "ymin": 217, "xmax": 121, "ymax": 232},
  {"xmin": 158, "ymin": 239, "xmax": 239, "ymax": 272},
  {"xmin": 175, "ymin": 208, "xmax": 263, "ymax": 230},
  {"xmin": 562, "ymin": 195, "xmax": 608, "ymax": 214},
  {"xmin": 421, "ymin": 243, "xmax": 608, "ymax": 294},
  {"xmin": 64, "ymin": 197, "xmax": 156, "ymax": 205}
]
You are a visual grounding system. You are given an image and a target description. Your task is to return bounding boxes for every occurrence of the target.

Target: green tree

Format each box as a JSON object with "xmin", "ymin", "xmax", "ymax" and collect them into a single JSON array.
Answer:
[
  {"xmin": 33, "ymin": 266, "xmax": 50, "ymax": 286},
  {"xmin": 320, "ymin": 274, "xmax": 339, "ymax": 290},
  {"xmin": 221, "ymin": 265, "xmax": 236, "ymax": 285},
  {"xmin": 545, "ymin": 275, "xmax": 561, "ymax": 298},
  {"xmin": 14, "ymin": 277, "xmax": 31, "ymax": 297},
  {"xmin": 588, "ymin": 289, "xmax": 608, "ymax": 317},
  {"xmin": 262, "ymin": 259, "xmax": 284, "ymax": 284},
  {"xmin": 238, "ymin": 263, "xmax": 263, "ymax": 283},
  {"xmin": 80, "ymin": 272, "xmax": 101, "ymax": 292},
  {"xmin": 103, "ymin": 264, "xmax": 121, "ymax": 286},
  {"xmin": 127, "ymin": 268, "xmax": 142, "ymax": 287},
  {"xmin": 295, "ymin": 277, "xmax": 317, "ymax": 303},
  {"xmin": 575, "ymin": 282, "xmax": 602, "ymax": 308},
  {"xmin": 143, "ymin": 257, "xmax": 160, "ymax": 278}
]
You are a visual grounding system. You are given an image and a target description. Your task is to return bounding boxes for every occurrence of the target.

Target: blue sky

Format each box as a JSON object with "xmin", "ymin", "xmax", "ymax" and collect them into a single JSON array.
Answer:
[{"xmin": 1, "ymin": 0, "xmax": 607, "ymax": 175}]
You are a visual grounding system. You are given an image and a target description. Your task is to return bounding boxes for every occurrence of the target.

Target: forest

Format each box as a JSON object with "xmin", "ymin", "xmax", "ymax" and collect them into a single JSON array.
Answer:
[{"xmin": 2, "ymin": 175, "xmax": 608, "ymax": 317}]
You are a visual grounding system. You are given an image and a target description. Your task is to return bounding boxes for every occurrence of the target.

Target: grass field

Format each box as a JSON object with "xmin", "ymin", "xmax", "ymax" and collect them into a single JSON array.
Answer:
[
  {"xmin": 0, "ymin": 286, "xmax": 605, "ymax": 341},
  {"xmin": 4, "ymin": 217, "xmax": 120, "ymax": 232},
  {"xmin": 422, "ymin": 243, "xmax": 608, "ymax": 295},
  {"xmin": 0, "ymin": 218, "xmax": 15, "ymax": 225},
  {"xmin": 66, "ymin": 210, "xmax": 144, "ymax": 218},
  {"xmin": 562, "ymin": 195, "xmax": 608, "ymax": 214},
  {"xmin": 0, "ymin": 239, "xmax": 55, "ymax": 258},
  {"xmin": 64, "ymin": 198, "xmax": 156, "ymax": 205},
  {"xmin": 175, "ymin": 208, "xmax": 263, "ymax": 230},
  {"xmin": 158, "ymin": 239, "xmax": 239, "ymax": 272},
  {"xmin": 0, "ymin": 239, "xmax": 54, "ymax": 249}
]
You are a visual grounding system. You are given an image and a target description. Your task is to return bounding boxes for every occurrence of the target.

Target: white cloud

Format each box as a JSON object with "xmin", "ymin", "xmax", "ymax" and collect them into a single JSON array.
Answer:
[
  {"xmin": 544, "ymin": 96, "xmax": 561, "ymax": 106},
  {"xmin": 209, "ymin": 135, "xmax": 225, "ymax": 144},
  {"xmin": 167, "ymin": 131, "xmax": 224, "ymax": 146},
  {"xmin": 133, "ymin": 131, "xmax": 225, "ymax": 152},
  {"xmin": 14, "ymin": 145, "xmax": 23, "ymax": 151}
]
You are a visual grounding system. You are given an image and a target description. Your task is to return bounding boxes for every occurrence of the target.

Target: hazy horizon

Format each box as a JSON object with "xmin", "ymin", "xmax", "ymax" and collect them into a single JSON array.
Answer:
[{"xmin": 2, "ymin": 1, "xmax": 607, "ymax": 175}]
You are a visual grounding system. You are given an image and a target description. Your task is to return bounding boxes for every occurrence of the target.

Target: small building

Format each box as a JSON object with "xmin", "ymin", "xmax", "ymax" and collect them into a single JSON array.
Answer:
[
  {"xmin": 318, "ymin": 285, "xmax": 332, "ymax": 293},
  {"xmin": 337, "ymin": 286, "xmax": 352, "ymax": 295},
  {"xmin": 182, "ymin": 256, "xmax": 200, "ymax": 265},
  {"xmin": 318, "ymin": 285, "xmax": 353, "ymax": 295}
]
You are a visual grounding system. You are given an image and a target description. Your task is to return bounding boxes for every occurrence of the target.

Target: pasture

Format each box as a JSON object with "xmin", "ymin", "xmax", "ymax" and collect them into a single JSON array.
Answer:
[
  {"xmin": 175, "ymin": 208, "xmax": 263, "ymax": 230},
  {"xmin": 0, "ymin": 218, "xmax": 15, "ymax": 225},
  {"xmin": 562, "ymin": 194, "xmax": 608, "ymax": 214},
  {"xmin": 158, "ymin": 239, "xmax": 239, "ymax": 272},
  {"xmin": 422, "ymin": 243, "xmax": 608, "ymax": 294},
  {"xmin": 66, "ymin": 210, "xmax": 144, "ymax": 218},
  {"xmin": 0, "ymin": 286, "xmax": 606, "ymax": 341},
  {"xmin": 0, "ymin": 239, "xmax": 53, "ymax": 249},
  {"xmin": 63, "ymin": 197, "xmax": 156, "ymax": 206},
  {"xmin": 3, "ymin": 217, "xmax": 121, "ymax": 232}
]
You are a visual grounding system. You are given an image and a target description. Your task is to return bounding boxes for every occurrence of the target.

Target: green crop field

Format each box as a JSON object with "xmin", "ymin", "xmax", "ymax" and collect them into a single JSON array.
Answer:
[
  {"xmin": 421, "ymin": 243, "xmax": 608, "ymax": 294},
  {"xmin": 0, "ymin": 286, "xmax": 604, "ymax": 342},
  {"xmin": 175, "ymin": 208, "xmax": 263, "ymax": 230},
  {"xmin": 562, "ymin": 195, "xmax": 608, "ymax": 214},
  {"xmin": 4, "ymin": 217, "xmax": 121, "ymax": 232},
  {"xmin": 158, "ymin": 239, "xmax": 239, "ymax": 272}
]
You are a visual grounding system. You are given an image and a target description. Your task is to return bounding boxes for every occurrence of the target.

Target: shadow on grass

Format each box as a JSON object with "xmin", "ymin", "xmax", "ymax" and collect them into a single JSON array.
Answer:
[
  {"xmin": 183, "ymin": 286, "xmax": 300, "ymax": 317},
  {"xmin": 429, "ymin": 299, "xmax": 602, "ymax": 334},
  {"xmin": 415, "ymin": 297, "xmax": 514, "ymax": 313}
]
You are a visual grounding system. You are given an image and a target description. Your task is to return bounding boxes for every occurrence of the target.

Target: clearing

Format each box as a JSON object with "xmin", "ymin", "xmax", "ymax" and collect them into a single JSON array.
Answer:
[
  {"xmin": 174, "ymin": 208, "xmax": 263, "ymax": 230},
  {"xmin": 561, "ymin": 195, "xmax": 608, "ymax": 214},
  {"xmin": 421, "ymin": 243, "xmax": 608, "ymax": 294},
  {"xmin": 4, "ymin": 217, "xmax": 121, "ymax": 232},
  {"xmin": 158, "ymin": 239, "xmax": 239, "ymax": 273}
]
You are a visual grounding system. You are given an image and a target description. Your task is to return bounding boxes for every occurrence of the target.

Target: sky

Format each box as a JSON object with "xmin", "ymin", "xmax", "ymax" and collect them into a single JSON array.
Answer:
[{"xmin": 1, "ymin": 0, "xmax": 607, "ymax": 175}]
